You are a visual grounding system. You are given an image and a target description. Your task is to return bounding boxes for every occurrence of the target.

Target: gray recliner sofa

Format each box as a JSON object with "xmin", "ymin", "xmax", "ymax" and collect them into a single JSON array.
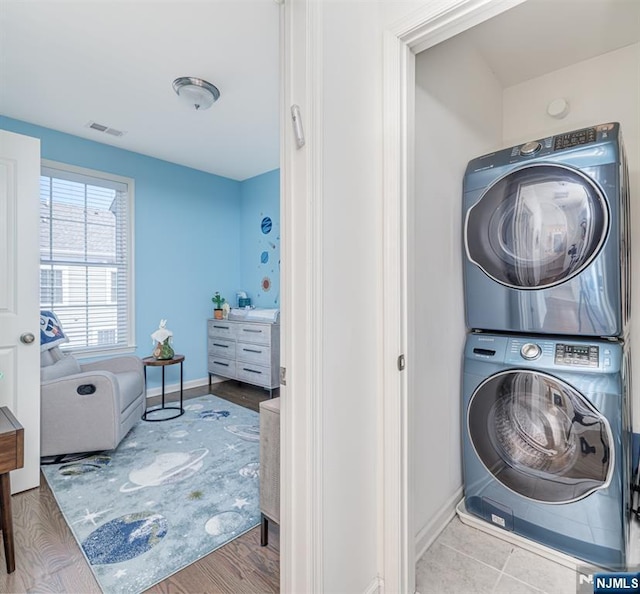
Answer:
[{"xmin": 40, "ymin": 345, "xmax": 145, "ymax": 458}]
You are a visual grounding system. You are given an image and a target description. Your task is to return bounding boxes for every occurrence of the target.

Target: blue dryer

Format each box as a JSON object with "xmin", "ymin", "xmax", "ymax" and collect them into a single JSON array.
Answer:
[
  {"xmin": 462, "ymin": 332, "xmax": 631, "ymax": 569},
  {"xmin": 463, "ymin": 123, "xmax": 630, "ymax": 337}
]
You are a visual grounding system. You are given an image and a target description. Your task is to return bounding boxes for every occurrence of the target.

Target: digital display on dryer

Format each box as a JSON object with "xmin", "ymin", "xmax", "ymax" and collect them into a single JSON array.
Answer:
[
  {"xmin": 553, "ymin": 127, "xmax": 597, "ymax": 151},
  {"xmin": 554, "ymin": 344, "xmax": 599, "ymax": 367}
]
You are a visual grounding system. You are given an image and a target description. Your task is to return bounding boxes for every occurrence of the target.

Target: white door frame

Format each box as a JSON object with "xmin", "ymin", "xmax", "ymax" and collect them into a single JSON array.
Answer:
[
  {"xmin": 381, "ymin": 1, "xmax": 528, "ymax": 592},
  {"xmin": 280, "ymin": 0, "xmax": 325, "ymax": 592}
]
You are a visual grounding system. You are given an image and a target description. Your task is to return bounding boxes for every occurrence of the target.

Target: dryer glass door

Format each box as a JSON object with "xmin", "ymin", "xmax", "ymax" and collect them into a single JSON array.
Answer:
[
  {"xmin": 467, "ymin": 369, "xmax": 613, "ymax": 503},
  {"xmin": 466, "ymin": 164, "xmax": 609, "ymax": 289}
]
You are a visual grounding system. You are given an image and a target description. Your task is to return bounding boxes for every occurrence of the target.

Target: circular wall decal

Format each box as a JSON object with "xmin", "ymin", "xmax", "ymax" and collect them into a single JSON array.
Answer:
[
  {"xmin": 262, "ymin": 277, "xmax": 271, "ymax": 292},
  {"xmin": 261, "ymin": 217, "xmax": 272, "ymax": 234},
  {"xmin": 261, "ymin": 251, "xmax": 269, "ymax": 264}
]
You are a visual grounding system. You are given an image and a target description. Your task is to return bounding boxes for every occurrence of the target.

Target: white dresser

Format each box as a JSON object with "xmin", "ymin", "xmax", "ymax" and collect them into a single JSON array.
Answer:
[{"xmin": 207, "ymin": 318, "xmax": 280, "ymax": 392}]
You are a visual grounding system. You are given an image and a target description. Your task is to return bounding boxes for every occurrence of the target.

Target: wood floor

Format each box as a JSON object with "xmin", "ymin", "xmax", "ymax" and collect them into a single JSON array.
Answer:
[{"xmin": 0, "ymin": 381, "xmax": 280, "ymax": 594}]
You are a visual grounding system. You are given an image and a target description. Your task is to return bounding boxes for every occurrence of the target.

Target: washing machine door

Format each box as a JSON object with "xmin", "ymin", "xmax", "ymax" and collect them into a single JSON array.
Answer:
[
  {"xmin": 465, "ymin": 164, "xmax": 609, "ymax": 289},
  {"xmin": 467, "ymin": 369, "xmax": 613, "ymax": 503}
]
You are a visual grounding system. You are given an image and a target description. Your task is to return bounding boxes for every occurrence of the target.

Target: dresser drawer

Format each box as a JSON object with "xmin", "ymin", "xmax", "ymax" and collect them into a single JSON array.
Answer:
[
  {"xmin": 237, "ymin": 362, "xmax": 272, "ymax": 387},
  {"xmin": 208, "ymin": 320, "xmax": 236, "ymax": 340},
  {"xmin": 236, "ymin": 341, "xmax": 271, "ymax": 366},
  {"xmin": 208, "ymin": 338, "xmax": 236, "ymax": 359},
  {"xmin": 236, "ymin": 323, "xmax": 271, "ymax": 345},
  {"xmin": 208, "ymin": 357, "xmax": 236, "ymax": 378}
]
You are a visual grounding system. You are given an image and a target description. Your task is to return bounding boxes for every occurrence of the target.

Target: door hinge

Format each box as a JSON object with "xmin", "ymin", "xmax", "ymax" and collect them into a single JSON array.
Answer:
[
  {"xmin": 280, "ymin": 366, "xmax": 287, "ymax": 385},
  {"xmin": 397, "ymin": 354, "xmax": 406, "ymax": 371}
]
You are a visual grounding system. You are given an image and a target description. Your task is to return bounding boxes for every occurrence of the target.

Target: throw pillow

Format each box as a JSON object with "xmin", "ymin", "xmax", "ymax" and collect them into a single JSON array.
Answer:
[{"xmin": 40, "ymin": 310, "xmax": 69, "ymax": 351}]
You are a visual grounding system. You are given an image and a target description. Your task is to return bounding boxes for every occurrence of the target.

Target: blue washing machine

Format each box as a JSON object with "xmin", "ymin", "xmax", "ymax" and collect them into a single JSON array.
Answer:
[
  {"xmin": 463, "ymin": 122, "xmax": 630, "ymax": 337},
  {"xmin": 462, "ymin": 332, "xmax": 631, "ymax": 569}
]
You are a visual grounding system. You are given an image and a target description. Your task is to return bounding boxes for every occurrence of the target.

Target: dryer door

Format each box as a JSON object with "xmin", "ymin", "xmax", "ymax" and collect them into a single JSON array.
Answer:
[
  {"xmin": 465, "ymin": 164, "xmax": 609, "ymax": 289},
  {"xmin": 467, "ymin": 369, "xmax": 613, "ymax": 503}
]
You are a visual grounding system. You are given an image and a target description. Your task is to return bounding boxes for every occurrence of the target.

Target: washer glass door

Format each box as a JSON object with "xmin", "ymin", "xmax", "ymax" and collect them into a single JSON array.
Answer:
[
  {"xmin": 468, "ymin": 370, "xmax": 612, "ymax": 503},
  {"xmin": 465, "ymin": 164, "xmax": 609, "ymax": 289}
]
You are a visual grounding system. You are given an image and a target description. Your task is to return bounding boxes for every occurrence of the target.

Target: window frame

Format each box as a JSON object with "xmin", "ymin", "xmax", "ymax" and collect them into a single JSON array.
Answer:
[{"xmin": 40, "ymin": 159, "xmax": 136, "ymax": 358}]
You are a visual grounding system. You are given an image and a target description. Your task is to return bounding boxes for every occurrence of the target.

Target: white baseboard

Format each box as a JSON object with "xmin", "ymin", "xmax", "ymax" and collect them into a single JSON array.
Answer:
[
  {"xmin": 415, "ymin": 487, "xmax": 464, "ymax": 561},
  {"xmin": 363, "ymin": 575, "xmax": 382, "ymax": 594},
  {"xmin": 144, "ymin": 376, "xmax": 222, "ymax": 399}
]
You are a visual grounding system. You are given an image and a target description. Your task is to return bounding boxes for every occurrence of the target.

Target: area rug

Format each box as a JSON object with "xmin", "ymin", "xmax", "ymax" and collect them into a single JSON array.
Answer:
[{"xmin": 41, "ymin": 394, "xmax": 261, "ymax": 594}]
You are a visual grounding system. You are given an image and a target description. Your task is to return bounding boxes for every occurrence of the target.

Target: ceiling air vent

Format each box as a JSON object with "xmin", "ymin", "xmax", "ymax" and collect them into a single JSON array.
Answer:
[{"xmin": 86, "ymin": 121, "xmax": 126, "ymax": 137}]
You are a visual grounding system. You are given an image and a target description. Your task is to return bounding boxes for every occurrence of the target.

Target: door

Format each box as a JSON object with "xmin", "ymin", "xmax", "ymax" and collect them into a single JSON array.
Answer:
[
  {"xmin": 465, "ymin": 163, "xmax": 609, "ymax": 289},
  {"xmin": 467, "ymin": 369, "xmax": 613, "ymax": 503},
  {"xmin": 0, "ymin": 130, "xmax": 41, "ymax": 493}
]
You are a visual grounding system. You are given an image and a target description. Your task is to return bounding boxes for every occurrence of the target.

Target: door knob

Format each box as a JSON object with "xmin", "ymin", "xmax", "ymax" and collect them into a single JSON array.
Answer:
[{"xmin": 20, "ymin": 332, "xmax": 35, "ymax": 344}]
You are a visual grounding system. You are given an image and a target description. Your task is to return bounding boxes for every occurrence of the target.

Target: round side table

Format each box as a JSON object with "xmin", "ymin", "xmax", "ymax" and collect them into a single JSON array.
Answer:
[{"xmin": 142, "ymin": 354, "xmax": 185, "ymax": 421}]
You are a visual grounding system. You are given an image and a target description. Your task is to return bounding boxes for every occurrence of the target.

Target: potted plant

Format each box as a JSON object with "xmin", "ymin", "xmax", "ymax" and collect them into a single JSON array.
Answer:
[{"xmin": 212, "ymin": 292, "xmax": 226, "ymax": 319}]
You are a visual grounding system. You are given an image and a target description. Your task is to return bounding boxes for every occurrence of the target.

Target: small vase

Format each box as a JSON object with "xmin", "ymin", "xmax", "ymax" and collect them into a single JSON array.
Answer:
[
  {"xmin": 153, "ymin": 338, "xmax": 174, "ymax": 360},
  {"xmin": 214, "ymin": 309, "xmax": 223, "ymax": 320}
]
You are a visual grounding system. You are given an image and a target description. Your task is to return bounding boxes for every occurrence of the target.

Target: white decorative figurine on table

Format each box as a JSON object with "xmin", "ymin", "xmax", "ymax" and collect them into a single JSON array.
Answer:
[{"xmin": 151, "ymin": 319, "xmax": 174, "ymax": 360}]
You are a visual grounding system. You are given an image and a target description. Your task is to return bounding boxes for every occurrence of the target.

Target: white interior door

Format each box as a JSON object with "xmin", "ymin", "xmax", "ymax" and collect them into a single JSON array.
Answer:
[{"xmin": 0, "ymin": 130, "xmax": 41, "ymax": 493}]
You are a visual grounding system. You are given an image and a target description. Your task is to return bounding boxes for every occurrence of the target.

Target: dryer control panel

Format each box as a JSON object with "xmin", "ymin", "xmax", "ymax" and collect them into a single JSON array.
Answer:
[
  {"xmin": 554, "ymin": 343, "xmax": 599, "ymax": 367},
  {"xmin": 553, "ymin": 126, "xmax": 597, "ymax": 151}
]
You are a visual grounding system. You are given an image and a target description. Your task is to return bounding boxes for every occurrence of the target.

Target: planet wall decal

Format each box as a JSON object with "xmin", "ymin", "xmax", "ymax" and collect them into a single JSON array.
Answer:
[
  {"xmin": 261, "ymin": 251, "xmax": 269, "ymax": 264},
  {"xmin": 261, "ymin": 216, "xmax": 272, "ymax": 234},
  {"xmin": 119, "ymin": 449, "xmax": 209, "ymax": 492},
  {"xmin": 262, "ymin": 277, "xmax": 271, "ymax": 292},
  {"xmin": 82, "ymin": 511, "xmax": 168, "ymax": 564}
]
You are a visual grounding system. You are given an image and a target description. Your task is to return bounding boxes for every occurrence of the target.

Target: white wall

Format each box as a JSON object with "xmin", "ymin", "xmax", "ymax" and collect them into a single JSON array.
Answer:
[
  {"xmin": 413, "ymin": 36, "xmax": 503, "ymax": 551},
  {"xmin": 503, "ymin": 42, "xmax": 640, "ymax": 428}
]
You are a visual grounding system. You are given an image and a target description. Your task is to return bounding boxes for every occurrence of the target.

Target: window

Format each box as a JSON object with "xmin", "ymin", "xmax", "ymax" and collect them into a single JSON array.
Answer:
[
  {"xmin": 40, "ymin": 268, "xmax": 63, "ymax": 304},
  {"xmin": 39, "ymin": 161, "xmax": 135, "ymax": 355}
]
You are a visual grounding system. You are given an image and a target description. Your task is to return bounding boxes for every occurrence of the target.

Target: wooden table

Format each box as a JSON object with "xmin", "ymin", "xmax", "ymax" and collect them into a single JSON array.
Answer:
[
  {"xmin": 142, "ymin": 354, "xmax": 185, "ymax": 421},
  {"xmin": 0, "ymin": 407, "xmax": 24, "ymax": 573}
]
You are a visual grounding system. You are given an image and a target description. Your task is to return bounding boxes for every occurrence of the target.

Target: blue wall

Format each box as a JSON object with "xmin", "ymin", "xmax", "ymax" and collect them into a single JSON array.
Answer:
[
  {"xmin": 239, "ymin": 169, "xmax": 280, "ymax": 308},
  {"xmin": 1, "ymin": 116, "xmax": 279, "ymax": 389}
]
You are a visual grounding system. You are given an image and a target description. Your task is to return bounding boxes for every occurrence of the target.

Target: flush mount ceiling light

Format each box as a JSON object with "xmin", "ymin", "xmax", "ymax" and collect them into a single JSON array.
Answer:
[{"xmin": 172, "ymin": 77, "xmax": 220, "ymax": 110}]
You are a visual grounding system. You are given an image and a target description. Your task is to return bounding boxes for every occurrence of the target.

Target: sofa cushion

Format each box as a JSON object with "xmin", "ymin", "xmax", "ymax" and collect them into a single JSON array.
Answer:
[{"xmin": 41, "ymin": 355, "xmax": 82, "ymax": 381}]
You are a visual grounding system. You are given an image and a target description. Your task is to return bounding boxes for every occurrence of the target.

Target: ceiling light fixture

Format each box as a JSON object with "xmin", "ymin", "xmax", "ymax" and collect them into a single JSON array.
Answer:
[{"xmin": 172, "ymin": 77, "xmax": 220, "ymax": 111}]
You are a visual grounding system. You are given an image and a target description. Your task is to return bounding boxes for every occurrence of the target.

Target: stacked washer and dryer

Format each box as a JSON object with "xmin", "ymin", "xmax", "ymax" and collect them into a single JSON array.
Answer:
[{"xmin": 461, "ymin": 123, "xmax": 632, "ymax": 569}]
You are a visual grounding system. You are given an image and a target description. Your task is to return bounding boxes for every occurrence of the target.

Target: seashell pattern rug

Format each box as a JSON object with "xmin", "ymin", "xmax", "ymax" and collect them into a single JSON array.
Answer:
[{"xmin": 41, "ymin": 394, "xmax": 261, "ymax": 594}]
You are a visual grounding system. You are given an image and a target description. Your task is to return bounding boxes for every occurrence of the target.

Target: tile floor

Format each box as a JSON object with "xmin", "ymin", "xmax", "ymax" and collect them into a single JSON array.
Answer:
[{"xmin": 416, "ymin": 514, "xmax": 639, "ymax": 594}]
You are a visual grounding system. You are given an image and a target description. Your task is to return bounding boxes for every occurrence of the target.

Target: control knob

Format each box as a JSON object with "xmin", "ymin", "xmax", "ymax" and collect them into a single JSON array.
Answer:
[
  {"xmin": 521, "ymin": 343, "xmax": 542, "ymax": 360},
  {"xmin": 520, "ymin": 141, "xmax": 542, "ymax": 156}
]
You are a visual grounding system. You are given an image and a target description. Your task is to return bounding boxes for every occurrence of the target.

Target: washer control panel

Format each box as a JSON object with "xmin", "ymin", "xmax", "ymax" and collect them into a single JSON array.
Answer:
[
  {"xmin": 553, "ymin": 126, "xmax": 597, "ymax": 151},
  {"xmin": 554, "ymin": 343, "xmax": 599, "ymax": 367}
]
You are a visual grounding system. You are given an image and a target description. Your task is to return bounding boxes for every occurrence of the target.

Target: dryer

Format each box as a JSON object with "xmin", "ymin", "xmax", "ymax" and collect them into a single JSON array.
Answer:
[
  {"xmin": 463, "ymin": 122, "xmax": 630, "ymax": 337},
  {"xmin": 462, "ymin": 332, "xmax": 631, "ymax": 569}
]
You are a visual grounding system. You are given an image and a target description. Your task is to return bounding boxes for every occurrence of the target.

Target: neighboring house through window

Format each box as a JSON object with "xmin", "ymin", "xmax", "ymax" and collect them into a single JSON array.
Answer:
[{"xmin": 39, "ymin": 160, "xmax": 135, "ymax": 355}]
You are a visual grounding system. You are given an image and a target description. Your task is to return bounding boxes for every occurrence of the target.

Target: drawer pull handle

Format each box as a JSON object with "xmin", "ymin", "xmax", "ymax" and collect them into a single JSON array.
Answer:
[
  {"xmin": 213, "ymin": 343, "xmax": 229, "ymax": 348},
  {"xmin": 243, "ymin": 368, "xmax": 262, "ymax": 374},
  {"xmin": 213, "ymin": 325, "xmax": 229, "ymax": 330},
  {"xmin": 243, "ymin": 329, "xmax": 262, "ymax": 333},
  {"xmin": 243, "ymin": 348, "xmax": 262, "ymax": 354},
  {"xmin": 214, "ymin": 361, "xmax": 229, "ymax": 367}
]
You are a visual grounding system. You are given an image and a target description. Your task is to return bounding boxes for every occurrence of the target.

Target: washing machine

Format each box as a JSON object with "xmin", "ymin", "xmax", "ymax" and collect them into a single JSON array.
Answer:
[
  {"xmin": 462, "ymin": 332, "xmax": 631, "ymax": 569},
  {"xmin": 463, "ymin": 122, "xmax": 630, "ymax": 337}
]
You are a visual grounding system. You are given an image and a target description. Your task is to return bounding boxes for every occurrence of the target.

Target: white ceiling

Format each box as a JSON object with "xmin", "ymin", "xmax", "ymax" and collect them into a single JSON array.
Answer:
[
  {"xmin": 3, "ymin": 0, "xmax": 638, "ymax": 182},
  {"xmin": 463, "ymin": 0, "xmax": 640, "ymax": 88},
  {"xmin": 0, "ymin": 0, "xmax": 280, "ymax": 181}
]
